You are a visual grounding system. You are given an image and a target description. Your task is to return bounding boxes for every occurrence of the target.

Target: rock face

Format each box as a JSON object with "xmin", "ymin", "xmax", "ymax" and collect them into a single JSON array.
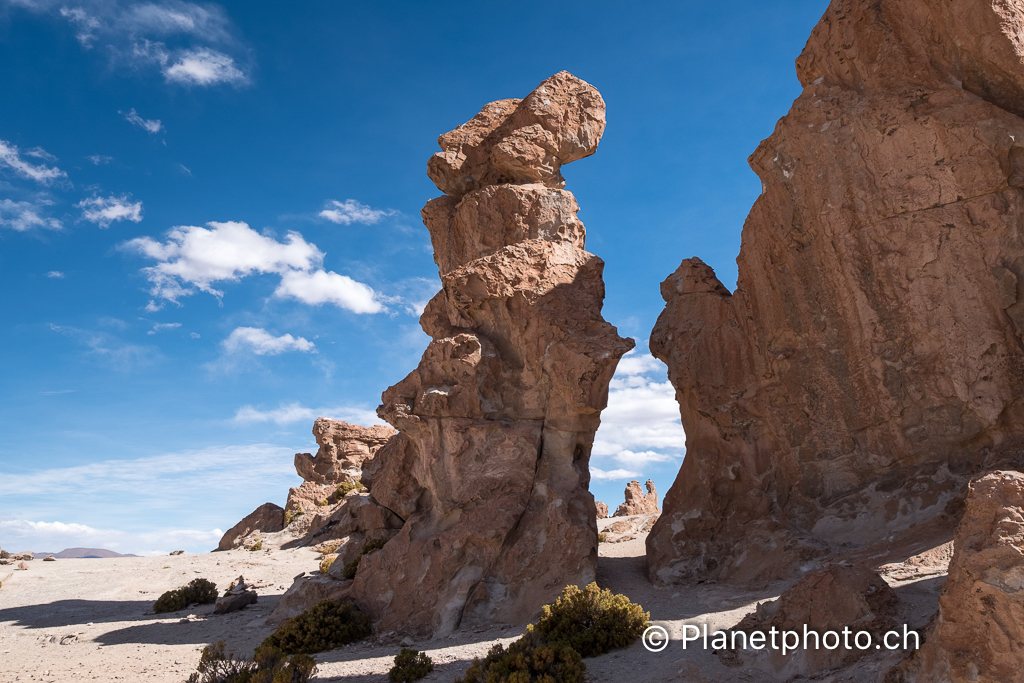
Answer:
[
  {"xmin": 889, "ymin": 471, "xmax": 1024, "ymax": 683},
  {"xmin": 613, "ymin": 479, "xmax": 659, "ymax": 517},
  {"xmin": 724, "ymin": 565, "xmax": 900, "ymax": 676},
  {"xmin": 595, "ymin": 501, "xmax": 609, "ymax": 519},
  {"xmin": 648, "ymin": 0, "xmax": 1024, "ymax": 585},
  {"xmin": 347, "ymin": 71, "xmax": 633, "ymax": 637},
  {"xmin": 217, "ymin": 503, "xmax": 285, "ymax": 551}
]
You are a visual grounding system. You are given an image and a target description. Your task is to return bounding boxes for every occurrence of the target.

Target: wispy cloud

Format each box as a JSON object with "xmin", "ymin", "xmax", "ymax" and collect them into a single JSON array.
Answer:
[
  {"xmin": 232, "ymin": 403, "xmax": 384, "ymax": 427},
  {"xmin": 121, "ymin": 108, "xmax": 163, "ymax": 134},
  {"xmin": 76, "ymin": 194, "xmax": 143, "ymax": 227},
  {"xmin": 319, "ymin": 199, "xmax": 397, "ymax": 225},
  {"xmin": 0, "ymin": 139, "xmax": 66, "ymax": 185},
  {"xmin": 9, "ymin": 0, "xmax": 251, "ymax": 87},
  {"xmin": 221, "ymin": 327, "xmax": 315, "ymax": 355},
  {"xmin": 0, "ymin": 198, "xmax": 62, "ymax": 231},
  {"xmin": 87, "ymin": 154, "xmax": 113, "ymax": 165},
  {"xmin": 49, "ymin": 323, "xmax": 160, "ymax": 371},
  {"xmin": 0, "ymin": 442, "xmax": 300, "ymax": 554},
  {"xmin": 46, "ymin": 270, "xmax": 65, "ymax": 278},
  {"xmin": 147, "ymin": 322, "xmax": 181, "ymax": 335},
  {"xmin": 164, "ymin": 47, "xmax": 246, "ymax": 86},
  {"xmin": 122, "ymin": 220, "xmax": 385, "ymax": 314}
]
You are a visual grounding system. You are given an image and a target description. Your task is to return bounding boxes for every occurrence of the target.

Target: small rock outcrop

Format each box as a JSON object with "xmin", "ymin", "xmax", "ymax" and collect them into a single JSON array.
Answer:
[
  {"xmin": 648, "ymin": 0, "xmax": 1024, "ymax": 584},
  {"xmin": 595, "ymin": 501, "xmax": 608, "ymax": 519},
  {"xmin": 724, "ymin": 565, "xmax": 900, "ymax": 676},
  {"xmin": 613, "ymin": 479, "xmax": 659, "ymax": 517},
  {"xmin": 345, "ymin": 71, "xmax": 633, "ymax": 637},
  {"xmin": 214, "ymin": 576, "xmax": 258, "ymax": 615},
  {"xmin": 217, "ymin": 503, "xmax": 285, "ymax": 551},
  {"xmin": 889, "ymin": 471, "xmax": 1024, "ymax": 683}
]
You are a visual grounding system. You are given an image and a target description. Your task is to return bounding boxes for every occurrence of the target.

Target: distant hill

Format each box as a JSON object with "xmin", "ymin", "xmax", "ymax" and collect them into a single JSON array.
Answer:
[{"xmin": 34, "ymin": 548, "xmax": 139, "ymax": 559}]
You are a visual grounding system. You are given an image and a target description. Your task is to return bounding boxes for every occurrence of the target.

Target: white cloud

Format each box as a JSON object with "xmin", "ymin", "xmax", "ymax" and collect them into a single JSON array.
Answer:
[
  {"xmin": 190, "ymin": 331, "xmax": 200, "ymax": 338},
  {"xmin": 164, "ymin": 47, "xmax": 246, "ymax": 85},
  {"xmin": 221, "ymin": 327, "xmax": 315, "ymax": 356},
  {"xmin": 76, "ymin": 194, "xmax": 143, "ymax": 227},
  {"xmin": 232, "ymin": 402, "xmax": 385, "ymax": 427},
  {"xmin": 46, "ymin": 270, "xmax": 65, "ymax": 278},
  {"xmin": 591, "ymin": 467, "xmax": 641, "ymax": 481},
  {"xmin": 87, "ymin": 154, "xmax": 113, "ymax": 165},
  {"xmin": 319, "ymin": 199, "xmax": 396, "ymax": 225},
  {"xmin": 0, "ymin": 519, "xmax": 222, "ymax": 557},
  {"xmin": 11, "ymin": 1, "xmax": 250, "ymax": 87},
  {"xmin": 177, "ymin": 163, "xmax": 192, "ymax": 175},
  {"xmin": 275, "ymin": 269, "xmax": 384, "ymax": 314},
  {"xmin": 0, "ymin": 442, "xmax": 300, "ymax": 554},
  {"xmin": 123, "ymin": 221, "xmax": 322, "ymax": 302},
  {"xmin": 0, "ymin": 198, "xmax": 62, "ymax": 231},
  {"xmin": 121, "ymin": 107, "xmax": 163, "ymax": 133},
  {"xmin": 0, "ymin": 139, "xmax": 66, "ymax": 184},
  {"xmin": 591, "ymin": 350, "xmax": 685, "ymax": 477},
  {"xmin": 147, "ymin": 322, "xmax": 181, "ymax": 335}
]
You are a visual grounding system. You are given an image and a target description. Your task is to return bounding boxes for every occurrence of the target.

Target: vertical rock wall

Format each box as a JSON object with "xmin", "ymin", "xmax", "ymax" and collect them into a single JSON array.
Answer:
[
  {"xmin": 649, "ymin": 0, "xmax": 1024, "ymax": 584},
  {"xmin": 350, "ymin": 72, "xmax": 634, "ymax": 636}
]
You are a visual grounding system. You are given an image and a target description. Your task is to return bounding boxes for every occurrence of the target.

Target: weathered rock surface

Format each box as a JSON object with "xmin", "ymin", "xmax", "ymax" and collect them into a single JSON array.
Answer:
[
  {"xmin": 284, "ymin": 419, "xmax": 395, "ymax": 537},
  {"xmin": 217, "ymin": 503, "xmax": 285, "ymax": 551},
  {"xmin": 213, "ymin": 575, "xmax": 258, "ymax": 615},
  {"xmin": 723, "ymin": 565, "xmax": 900, "ymax": 675},
  {"xmin": 343, "ymin": 71, "xmax": 632, "ymax": 637},
  {"xmin": 649, "ymin": 0, "xmax": 1024, "ymax": 585},
  {"xmin": 595, "ymin": 501, "xmax": 609, "ymax": 519},
  {"xmin": 613, "ymin": 479, "xmax": 659, "ymax": 517},
  {"xmin": 888, "ymin": 471, "xmax": 1024, "ymax": 683}
]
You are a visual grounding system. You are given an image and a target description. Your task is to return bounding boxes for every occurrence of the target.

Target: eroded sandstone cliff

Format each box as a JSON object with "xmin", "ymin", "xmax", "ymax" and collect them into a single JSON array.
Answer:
[
  {"xmin": 649, "ymin": 0, "xmax": 1024, "ymax": 584},
  {"xmin": 346, "ymin": 71, "xmax": 633, "ymax": 636}
]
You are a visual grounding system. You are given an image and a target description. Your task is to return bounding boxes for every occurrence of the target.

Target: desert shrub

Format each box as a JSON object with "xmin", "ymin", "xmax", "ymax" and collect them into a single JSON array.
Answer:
[
  {"xmin": 247, "ymin": 539, "xmax": 263, "ymax": 552},
  {"xmin": 526, "ymin": 583, "xmax": 648, "ymax": 658},
  {"xmin": 335, "ymin": 481, "xmax": 365, "ymax": 497},
  {"xmin": 597, "ymin": 533, "xmax": 607, "ymax": 543},
  {"xmin": 342, "ymin": 556, "xmax": 361, "ymax": 580},
  {"xmin": 362, "ymin": 537, "xmax": 387, "ymax": 554},
  {"xmin": 186, "ymin": 640, "xmax": 316, "ymax": 683},
  {"xmin": 260, "ymin": 599, "xmax": 371, "ymax": 655},
  {"xmin": 318, "ymin": 541, "xmax": 341, "ymax": 555},
  {"xmin": 154, "ymin": 578, "xmax": 219, "ymax": 613},
  {"xmin": 319, "ymin": 556, "xmax": 336, "ymax": 574},
  {"xmin": 456, "ymin": 633, "xmax": 583, "ymax": 683},
  {"xmin": 388, "ymin": 648, "xmax": 434, "ymax": 682},
  {"xmin": 284, "ymin": 509, "xmax": 304, "ymax": 526}
]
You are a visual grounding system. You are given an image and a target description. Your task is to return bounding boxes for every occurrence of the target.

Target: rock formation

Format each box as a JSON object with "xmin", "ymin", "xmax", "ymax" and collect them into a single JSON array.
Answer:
[
  {"xmin": 648, "ymin": 0, "xmax": 1024, "ymax": 585},
  {"xmin": 613, "ymin": 479, "xmax": 659, "ymax": 517},
  {"xmin": 217, "ymin": 503, "xmax": 285, "ymax": 551},
  {"xmin": 285, "ymin": 419, "xmax": 396, "ymax": 536},
  {"xmin": 888, "ymin": 471, "xmax": 1024, "ymax": 683},
  {"xmin": 343, "ymin": 71, "xmax": 633, "ymax": 637},
  {"xmin": 214, "ymin": 576, "xmax": 258, "ymax": 615},
  {"xmin": 723, "ymin": 565, "xmax": 900, "ymax": 676},
  {"xmin": 595, "ymin": 501, "xmax": 609, "ymax": 519}
]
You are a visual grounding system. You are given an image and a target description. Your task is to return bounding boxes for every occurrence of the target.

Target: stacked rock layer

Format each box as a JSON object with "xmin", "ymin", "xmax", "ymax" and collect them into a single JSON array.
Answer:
[
  {"xmin": 349, "ymin": 71, "xmax": 634, "ymax": 636},
  {"xmin": 649, "ymin": 0, "xmax": 1024, "ymax": 584}
]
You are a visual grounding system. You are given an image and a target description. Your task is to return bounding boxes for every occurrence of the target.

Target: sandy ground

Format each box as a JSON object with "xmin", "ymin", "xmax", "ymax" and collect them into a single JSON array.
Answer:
[{"xmin": 0, "ymin": 518, "xmax": 946, "ymax": 683}]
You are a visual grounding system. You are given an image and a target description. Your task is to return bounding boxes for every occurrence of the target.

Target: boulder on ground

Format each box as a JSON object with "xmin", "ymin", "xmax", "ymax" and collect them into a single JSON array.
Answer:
[{"xmin": 214, "ymin": 575, "xmax": 258, "ymax": 615}]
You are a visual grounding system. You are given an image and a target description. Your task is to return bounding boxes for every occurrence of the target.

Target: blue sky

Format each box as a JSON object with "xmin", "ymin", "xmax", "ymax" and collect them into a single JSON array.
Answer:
[{"xmin": 0, "ymin": 0, "xmax": 828, "ymax": 555}]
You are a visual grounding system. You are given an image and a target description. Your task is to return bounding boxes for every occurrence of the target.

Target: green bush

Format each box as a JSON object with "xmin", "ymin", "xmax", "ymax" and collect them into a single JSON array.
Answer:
[
  {"xmin": 186, "ymin": 640, "xmax": 316, "ymax": 683},
  {"xmin": 597, "ymin": 533, "xmax": 607, "ymax": 543},
  {"xmin": 362, "ymin": 537, "xmax": 387, "ymax": 554},
  {"xmin": 455, "ymin": 633, "xmax": 584, "ymax": 683},
  {"xmin": 154, "ymin": 578, "xmax": 219, "ymax": 614},
  {"xmin": 335, "ymin": 481, "xmax": 365, "ymax": 497},
  {"xmin": 319, "ymin": 556, "xmax": 336, "ymax": 574},
  {"xmin": 247, "ymin": 539, "xmax": 263, "ymax": 552},
  {"xmin": 342, "ymin": 557, "xmax": 360, "ymax": 580},
  {"xmin": 284, "ymin": 509, "xmax": 304, "ymax": 526},
  {"xmin": 526, "ymin": 583, "xmax": 648, "ymax": 658},
  {"xmin": 388, "ymin": 648, "xmax": 434, "ymax": 682},
  {"xmin": 259, "ymin": 599, "xmax": 371, "ymax": 655}
]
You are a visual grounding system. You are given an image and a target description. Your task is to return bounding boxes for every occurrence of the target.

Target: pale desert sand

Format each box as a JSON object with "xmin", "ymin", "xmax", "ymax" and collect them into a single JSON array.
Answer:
[{"xmin": 0, "ymin": 516, "xmax": 946, "ymax": 683}]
